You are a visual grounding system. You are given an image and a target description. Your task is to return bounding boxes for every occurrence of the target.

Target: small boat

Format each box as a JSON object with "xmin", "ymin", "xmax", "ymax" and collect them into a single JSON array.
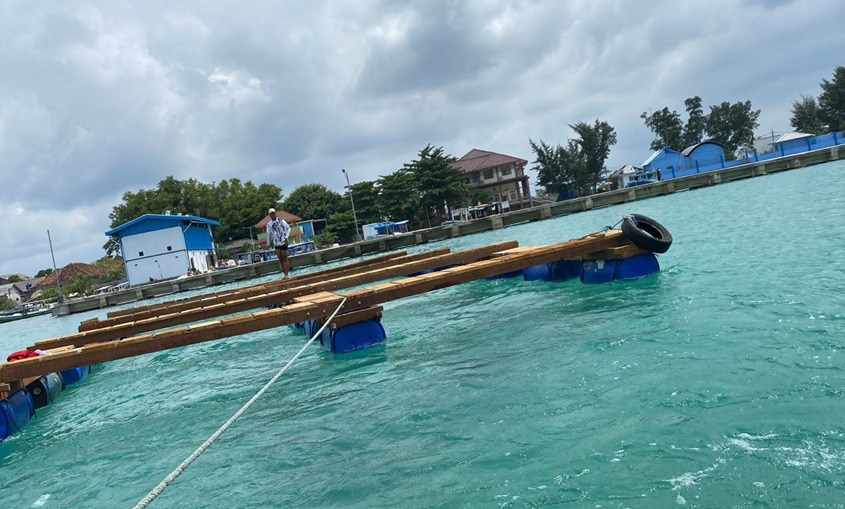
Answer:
[{"xmin": 0, "ymin": 304, "xmax": 52, "ymax": 324}]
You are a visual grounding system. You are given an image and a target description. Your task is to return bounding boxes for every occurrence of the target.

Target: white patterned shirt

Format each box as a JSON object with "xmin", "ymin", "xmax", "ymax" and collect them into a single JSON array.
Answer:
[{"xmin": 266, "ymin": 217, "xmax": 291, "ymax": 247}]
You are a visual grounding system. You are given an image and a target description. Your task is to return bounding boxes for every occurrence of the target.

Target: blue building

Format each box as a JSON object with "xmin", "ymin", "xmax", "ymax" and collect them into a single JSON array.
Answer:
[
  {"xmin": 682, "ymin": 141, "xmax": 726, "ymax": 174},
  {"xmin": 642, "ymin": 148, "xmax": 683, "ymax": 179},
  {"xmin": 105, "ymin": 214, "xmax": 219, "ymax": 286},
  {"xmin": 641, "ymin": 142, "xmax": 727, "ymax": 178}
]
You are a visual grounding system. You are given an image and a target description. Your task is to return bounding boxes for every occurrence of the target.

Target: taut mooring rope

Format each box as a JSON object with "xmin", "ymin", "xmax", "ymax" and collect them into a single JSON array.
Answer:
[{"xmin": 133, "ymin": 298, "xmax": 347, "ymax": 509}]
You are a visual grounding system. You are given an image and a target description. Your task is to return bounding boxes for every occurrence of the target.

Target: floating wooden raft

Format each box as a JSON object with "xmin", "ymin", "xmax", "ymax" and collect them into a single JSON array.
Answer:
[{"xmin": 0, "ymin": 229, "xmax": 634, "ymax": 384}]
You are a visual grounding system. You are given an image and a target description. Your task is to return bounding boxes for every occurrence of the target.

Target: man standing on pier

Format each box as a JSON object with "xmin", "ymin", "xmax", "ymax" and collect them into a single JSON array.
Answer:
[{"xmin": 266, "ymin": 208, "xmax": 291, "ymax": 278}]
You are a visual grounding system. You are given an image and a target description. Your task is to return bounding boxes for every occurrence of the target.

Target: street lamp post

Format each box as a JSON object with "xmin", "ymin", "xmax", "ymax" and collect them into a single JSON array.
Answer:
[{"xmin": 341, "ymin": 168, "xmax": 359, "ymax": 242}]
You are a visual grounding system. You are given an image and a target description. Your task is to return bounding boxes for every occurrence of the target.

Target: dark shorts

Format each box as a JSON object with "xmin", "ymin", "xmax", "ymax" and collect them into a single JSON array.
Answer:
[{"xmin": 275, "ymin": 244, "xmax": 288, "ymax": 251}]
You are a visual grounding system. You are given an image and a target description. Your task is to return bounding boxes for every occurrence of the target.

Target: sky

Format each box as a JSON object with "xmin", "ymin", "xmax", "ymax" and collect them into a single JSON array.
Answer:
[{"xmin": 1, "ymin": 0, "xmax": 843, "ymax": 278}]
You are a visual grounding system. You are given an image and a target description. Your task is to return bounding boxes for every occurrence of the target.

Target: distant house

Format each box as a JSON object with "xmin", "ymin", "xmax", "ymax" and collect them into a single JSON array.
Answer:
[
  {"xmin": 2, "ymin": 277, "xmax": 46, "ymax": 303},
  {"xmin": 642, "ymin": 148, "xmax": 683, "ymax": 179},
  {"xmin": 105, "ymin": 214, "xmax": 219, "ymax": 286},
  {"xmin": 296, "ymin": 219, "xmax": 328, "ymax": 243},
  {"xmin": 774, "ymin": 132, "xmax": 814, "ymax": 157},
  {"xmin": 0, "ymin": 283, "xmax": 26, "ymax": 303},
  {"xmin": 451, "ymin": 149, "xmax": 531, "ymax": 209},
  {"xmin": 36, "ymin": 263, "xmax": 106, "ymax": 291},
  {"xmin": 0, "ymin": 273, "xmax": 29, "ymax": 285},
  {"xmin": 254, "ymin": 210, "xmax": 302, "ymax": 247},
  {"xmin": 608, "ymin": 164, "xmax": 641, "ymax": 189}
]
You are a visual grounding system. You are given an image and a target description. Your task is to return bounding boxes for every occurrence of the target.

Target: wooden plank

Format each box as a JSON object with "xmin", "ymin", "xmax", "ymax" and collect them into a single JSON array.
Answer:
[
  {"xmin": 6, "ymin": 230, "xmax": 629, "ymax": 383},
  {"xmin": 3, "ymin": 304, "xmax": 384, "ymax": 384},
  {"xmin": 52, "ymin": 242, "xmax": 516, "ymax": 349},
  {"xmin": 90, "ymin": 248, "xmax": 449, "ymax": 329},
  {"xmin": 338, "ymin": 230, "xmax": 629, "ymax": 312},
  {"xmin": 102, "ymin": 250, "xmax": 409, "ymax": 320},
  {"xmin": 330, "ymin": 306, "xmax": 382, "ymax": 329},
  {"xmin": 581, "ymin": 243, "xmax": 649, "ymax": 260},
  {"xmin": 2, "ymin": 296, "xmax": 348, "ymax": 383}
]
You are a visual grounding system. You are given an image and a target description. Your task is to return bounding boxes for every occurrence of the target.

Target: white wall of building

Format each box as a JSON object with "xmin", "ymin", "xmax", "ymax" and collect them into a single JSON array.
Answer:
[{"xmin": 121, "ymin": 226, "xmax": 189, "ymax": 285}]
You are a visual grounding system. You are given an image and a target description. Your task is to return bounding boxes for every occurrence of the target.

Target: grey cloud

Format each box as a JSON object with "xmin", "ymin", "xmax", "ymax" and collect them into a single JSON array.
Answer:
[{"xmin": 1, "ymin": 0, "xmax": 844, "ymax": 277}]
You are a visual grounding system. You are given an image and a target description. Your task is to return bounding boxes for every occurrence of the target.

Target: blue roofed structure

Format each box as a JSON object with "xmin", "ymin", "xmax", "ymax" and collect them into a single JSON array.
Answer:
[
  {"xmin": 641, "ymin": 148, "xmax": 683, "ymax": 179},
  {"xmin": 106, "ymin": 214, "xmax": 220, "ymax": 286}
]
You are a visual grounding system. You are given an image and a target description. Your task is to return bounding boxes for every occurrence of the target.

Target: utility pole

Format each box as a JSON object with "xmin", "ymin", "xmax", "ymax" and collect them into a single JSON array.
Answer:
[
  {"xmin": 341, "ymin": 168, "xmax": 359, "ymax": 242},
  {"xmin": 47, "ymin": 229, "xmax": 63, "ymax": 303}
]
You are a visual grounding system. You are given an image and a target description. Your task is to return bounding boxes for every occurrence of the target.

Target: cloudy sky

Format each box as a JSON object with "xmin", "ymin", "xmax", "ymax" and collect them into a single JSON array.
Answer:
[{"xmin": 1, "ymin": 0, "xmax": 842, "ymax": 277}]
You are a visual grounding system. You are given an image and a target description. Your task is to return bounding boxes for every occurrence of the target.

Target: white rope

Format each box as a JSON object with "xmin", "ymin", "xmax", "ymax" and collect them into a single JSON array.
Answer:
[{"xmin": 133, "ymin": 298, "xmax": 347, "ymax": 509}]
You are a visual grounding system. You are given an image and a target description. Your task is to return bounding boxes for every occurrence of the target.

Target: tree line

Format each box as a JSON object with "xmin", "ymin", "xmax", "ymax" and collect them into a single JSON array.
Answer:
[
  {"xmin": 105, "ymin": 145, "xmax": 470, "ymax": 249},
  {"xmin": 532, "ymin": 66, "xmax": 845, "ymax": 199}
]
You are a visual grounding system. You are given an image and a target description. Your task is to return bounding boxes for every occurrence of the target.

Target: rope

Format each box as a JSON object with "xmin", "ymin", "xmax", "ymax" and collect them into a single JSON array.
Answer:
[
  {"xmin": 133, "ymin": 297, "xmax": 347, "ymax": 509},
  {"xmin": 602, "ymin": 217, "xmax": 625, "ymax": 231}
]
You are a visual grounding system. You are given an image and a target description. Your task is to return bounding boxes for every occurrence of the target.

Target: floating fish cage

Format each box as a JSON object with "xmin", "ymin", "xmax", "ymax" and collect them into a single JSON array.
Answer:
[{"xmin": 2, "ymin": 213, "xmax": 672, "ymax": 442}]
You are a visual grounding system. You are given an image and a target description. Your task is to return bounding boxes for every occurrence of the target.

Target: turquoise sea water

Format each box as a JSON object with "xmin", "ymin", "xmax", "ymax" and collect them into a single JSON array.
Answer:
[{"xmin": 1, "ymin": 161, "xmax": 844, "ymax": 508}]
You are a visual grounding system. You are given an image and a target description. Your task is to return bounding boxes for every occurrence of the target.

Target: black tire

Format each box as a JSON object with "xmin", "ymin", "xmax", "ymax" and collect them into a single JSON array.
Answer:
[{"xmin": 621, "ymin": 214, "xmax": 673, "ymax": 254}]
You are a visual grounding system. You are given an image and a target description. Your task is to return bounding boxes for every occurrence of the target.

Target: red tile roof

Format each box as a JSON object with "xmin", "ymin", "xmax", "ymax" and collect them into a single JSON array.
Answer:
[
  {"xmin": 36, "ymin": 263, "xmax": 106, "ymax": 288},
  {"xmin": 452, "ymin": 149, "xmax": 528, "ymax": 174},
  {"xmin": 254, "ymin": 210, "xmax": 301, "ymax": 229}
]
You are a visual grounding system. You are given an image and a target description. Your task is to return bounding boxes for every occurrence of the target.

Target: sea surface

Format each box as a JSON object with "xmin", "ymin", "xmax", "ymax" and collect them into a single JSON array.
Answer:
[{"xmin": 1, "ymin": 160, "xmax": 844, "ymax": 508}]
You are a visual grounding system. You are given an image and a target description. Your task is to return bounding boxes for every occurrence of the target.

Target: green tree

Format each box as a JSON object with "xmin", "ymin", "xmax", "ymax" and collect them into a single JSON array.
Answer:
[
  {"xmin": 682, "ymin": 96, "xmax": 706, "ymax": 147},
  {"xmin": 34, "ymin": 287, "xmax": 58, "ymax": 302},
  {"xmin": 281, "ymin": 183, "xmax": 343, "ymax": 222},
  {"xmin": 529, "ymin": 138, "xmax": 581, "ymax": 199},
  {"xmin": 35, "ymin": 268, "xmax": 54, "ymax": 278},
  {"xmin": 65, "ymin": 273, "xmax": 96, "ymax": 297},
  {"xmin": 209, "ymin": 178, "xmax": 281, "ymax": 242},
  {"xmin": 471, "ymin": 188, "xmax": 493, "ymax": 205},
  {"xmin": 705, "ymin": 100, "xmax": 761, "ymax": 159},
  {"xmin": 570, "ymin": 120, "xmax": 617, "ymax": 193},
  {"xmin": 530, "ymin": 119, "xmax": 616, "ymax": 198},
  {"xmin": 345, "ymin": 180, "xmax": 381, "ymax": 225},
  {"xmin": 313, "ymin": 230, "xmax": 338, "ymax": 248},
  {"xmin": 641, "ymin": 107, "xmax": 683, "ymax": 151},
  {"xmin": 0, "ymin": 295, "xmax": 14, "ymax": 310},
  {"xmin": 403, "ymin": 145, "xmax": 466, "ymax": 226},
  {"xmin": 5, "ymin": 274, "xmax": 23, "ymax": 283},
  {"xmin": 324, "ymin": 210, "xmax": 357, "ymax": 244},
  {"xmin": 377, "ymin": 169, "xmax": 421, "ymax": 228},
  {"xmin": 105, "ymin": 176, "xmax": 282, "ymax": 255},
  {"xmin": 818, "ymin": 66, "xmax": 845, "ymax": 132},
  {"xmin": 790, "ymin": 95, "xmax": 825, "ymax": 134},
  {"xmin": 94, "ymin": 256, "xmax": 125, "ymax": 282},
  {"xmin": 643, "ymin": 96, "xmax": 758, "ymax": 155}
]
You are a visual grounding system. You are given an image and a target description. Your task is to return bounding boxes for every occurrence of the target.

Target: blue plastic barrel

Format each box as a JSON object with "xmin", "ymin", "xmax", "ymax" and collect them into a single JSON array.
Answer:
[
  {"xmin": 26, "ymin": 372, "xmax": 63, "ymax": 409},
  {"xmin": 327, "ymin": 319, "xmax": 387, "ymax": 354},
  {"xmin": 617, "ymin": 253, "xmax": 660, "ymax": 279},
  {"xmin": 581, "ymin": 259, "xmax": 618, "ymax": 284},
  {"xmin": 523, "ymin": 263, "xmax": 553, "ymax": 281},
  {"xmin": 0, "ymin": 389, "xmax": 35, "ymax": 441},
  {"xmin": 551, "ymin": 260, "xmax": 582, "ymax": 281},
  {"xmin": 59, "ymin": 366, "xmax": 89, "ymax": 386}
]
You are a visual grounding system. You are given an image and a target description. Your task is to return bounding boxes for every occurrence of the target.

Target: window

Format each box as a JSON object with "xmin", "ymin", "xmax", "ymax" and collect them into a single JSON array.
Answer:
[
  {"xmin": 509, "ymin": 190, "xmax": 517, "ymax": 200},
  {"xmin": 138, "ymin": 251, "xmax": 144, "ymax": 257},
  {"xmin": 471, "ymin": 174, "xmax": 480, "ymax": 183},
  {"xmin": 493, "ymin": 194, "xmax": 500, "ymax": 202},
  {"xmin": 167, "ymin": 246, "xmax": 172, "ymax": 251},
  {"xmin": 483, "ymin": 169, "xmax": 494, "ymax": 180},
  {"xmin": 501, "ymin": 166, "xmax": 512, "ymax": 176}
]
